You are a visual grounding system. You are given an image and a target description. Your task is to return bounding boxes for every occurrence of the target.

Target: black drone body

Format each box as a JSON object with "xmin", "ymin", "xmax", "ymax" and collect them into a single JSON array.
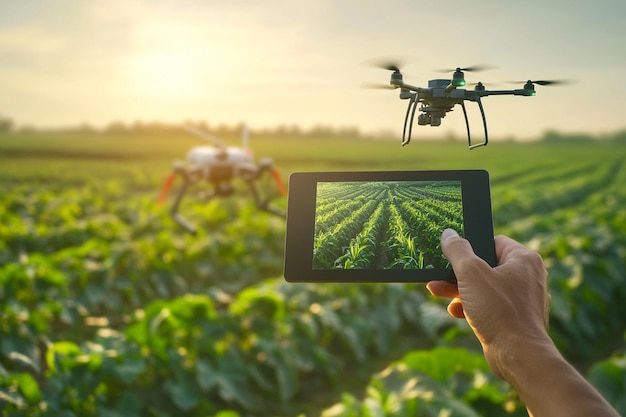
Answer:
[
  {"xmin": 371, "ymin": 64, "xmax": 567, "ymax": 149},
  {"xmin": 158, "ymin": 126, "xmax": 286, "ymax": 234}
]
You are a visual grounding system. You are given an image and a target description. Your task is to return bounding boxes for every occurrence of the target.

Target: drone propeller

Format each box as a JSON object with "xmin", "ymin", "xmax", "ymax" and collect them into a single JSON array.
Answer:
[
  {"xmin": 363, "ymin": 54, "xmax": 417, "ymax": 72},
  {"xmin": 510, "ymin": 79, "xmax": 573, "ymax": 86},
  {"xmin": 378, "ymin": 63, "xmax": 402, "ymax": 72},
  {"xmin": 436, "ymin": 65, "xmax": 492, "ymax": 88},
  {"xmin": 438, "ymin": 65, "xmax": 495, "ymax": 73},
  {"xmin": 185, "ymin": 125, "xmax": 226, "ymax": 148},
  {"xmin": 361, "ymin": 81, "xmax": 396, "ymax": 90}
]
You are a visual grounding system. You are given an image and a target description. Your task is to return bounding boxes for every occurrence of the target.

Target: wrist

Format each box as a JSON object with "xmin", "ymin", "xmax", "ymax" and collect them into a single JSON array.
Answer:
[
  {"xmin": 487, "ymin": 331, "xmax": 620, "ymax": 417},
  {"xmin": 486, "ymin": 329, "xmax": 556, "ymax": 383}
]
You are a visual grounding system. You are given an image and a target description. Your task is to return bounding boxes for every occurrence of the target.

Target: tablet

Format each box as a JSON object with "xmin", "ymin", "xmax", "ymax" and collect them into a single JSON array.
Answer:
[{"xmin": 284, "ymin": 169, "xmax": 495, "ymax": 282}]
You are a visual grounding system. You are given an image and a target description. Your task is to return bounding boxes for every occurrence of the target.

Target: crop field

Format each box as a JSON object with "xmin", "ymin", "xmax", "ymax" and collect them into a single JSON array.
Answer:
[
  {"xmin": 313, "ymin": 181, "xmax": 462, "ymax": 269},
  {"xmin": 1, "ymin": 129, "xmax": 625, "ymax": 417}
]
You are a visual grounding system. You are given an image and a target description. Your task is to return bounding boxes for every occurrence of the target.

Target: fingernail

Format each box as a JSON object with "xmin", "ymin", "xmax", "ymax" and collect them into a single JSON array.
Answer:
[{"xmin": 442, "ymin": 228, "xmax": 459, "ymax": 241}]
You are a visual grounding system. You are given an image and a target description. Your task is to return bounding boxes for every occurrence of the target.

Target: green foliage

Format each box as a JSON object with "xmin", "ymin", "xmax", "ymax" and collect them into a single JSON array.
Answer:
[
  {"xmin": 587, "ymin": 353, "xmax": 626, "ymax": 415},
  {"xmin": 320, "ymin": 348, "xmax": 522, "ymax": 417},
  {"xmin": 1, "ymin": 133, "xmax": 625, "ymax": 416},
  {"xmin": 496, "ymin": 160, "xmax": 626, "ymax": 368}
]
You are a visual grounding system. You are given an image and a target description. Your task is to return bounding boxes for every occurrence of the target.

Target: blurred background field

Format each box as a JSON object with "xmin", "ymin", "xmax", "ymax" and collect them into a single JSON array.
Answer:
[{"xmin": 1, "ymin": 127, "xmax": 625, "ymax": 416}]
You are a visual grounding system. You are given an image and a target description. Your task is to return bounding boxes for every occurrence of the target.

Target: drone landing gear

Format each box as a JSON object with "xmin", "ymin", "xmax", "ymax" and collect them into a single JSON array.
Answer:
[
  {"xmin": 157, "ymin": 168, "xmax": 200, "ymax": 234},
  {"xmin": 461, "ymin": 98, "xmax": 489, "ymax": 150},
  {"xmin": 157, "ymin": 167, "xmax": 286, "ymax": 235},
  {"xmin": 245, "ymin": 177, "xmax": 286, "ymax": 218},
  {"xmin": 401, "ymin": 95, "xmax": 418, "ymax": 147},
  {"xmin": 400, "ymin": 95, "xmax": 489, "ymax": 150}
]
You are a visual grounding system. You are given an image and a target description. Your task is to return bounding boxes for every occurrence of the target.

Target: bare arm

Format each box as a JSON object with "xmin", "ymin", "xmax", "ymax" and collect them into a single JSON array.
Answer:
[{"xmin": 427, "ymin": 229, "xmax": 619, "ymax": 417}]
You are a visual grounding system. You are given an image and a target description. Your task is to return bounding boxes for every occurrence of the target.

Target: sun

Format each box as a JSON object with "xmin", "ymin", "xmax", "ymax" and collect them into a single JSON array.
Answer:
[
  {"xmin": 123, "ymin": 22, "xmax": 224, "ymax": 100},
  {"xmin": 120, "ymin": 21, "xmax": 263, "ymax": 118},
  {"xmin": 128, "ymin": 48, "xmax": 202, "ymax": 99}
]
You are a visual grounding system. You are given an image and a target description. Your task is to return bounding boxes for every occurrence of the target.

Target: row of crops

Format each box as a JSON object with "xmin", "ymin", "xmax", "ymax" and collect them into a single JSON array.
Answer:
[
  {"xmin": 1, "ymin": 133, "xmax": 626, "ymax": 416},
  {"xmin": 313, "ymin": 182, "xmax": 462, "ymax": 269}
]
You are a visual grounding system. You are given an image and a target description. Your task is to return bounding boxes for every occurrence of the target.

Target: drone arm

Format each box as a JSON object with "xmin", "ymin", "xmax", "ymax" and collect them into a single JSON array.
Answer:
[
  {"xmin": 473, "ymin": 89, "xmax": 533, "ymax": 98},
  {"xmin": 395, "ymin": 81, "xmax": 422, "ymax": 93}
]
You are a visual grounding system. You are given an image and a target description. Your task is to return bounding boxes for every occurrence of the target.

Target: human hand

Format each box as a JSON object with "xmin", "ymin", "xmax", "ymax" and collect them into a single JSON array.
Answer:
[
  {"xmin": 427, "ymin": 229, "xmax": 551, "ymax": 379},
  {"xmin": 428, "ymin": 229, "xmax": 621, "ymax": 417}
]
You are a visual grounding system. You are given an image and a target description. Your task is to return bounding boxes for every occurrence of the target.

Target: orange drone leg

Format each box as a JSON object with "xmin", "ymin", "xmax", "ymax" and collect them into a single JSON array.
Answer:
[
  {"xmin": 271, "ymin": 168, "xmax": 288, "ymax": 196},
  {"xmin": 157, "ymin": 172, "xmax": 176, "ymax": 205}
]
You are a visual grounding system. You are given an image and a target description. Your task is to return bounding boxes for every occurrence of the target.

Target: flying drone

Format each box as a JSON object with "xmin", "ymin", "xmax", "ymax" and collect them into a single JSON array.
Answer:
[
  {"xmin": 367, "ymin": 62, "xmax": 569, "ymax": 149},
  {"xmin": 157, "ymin": 125, "xmax": 287, "ymax": 234}
]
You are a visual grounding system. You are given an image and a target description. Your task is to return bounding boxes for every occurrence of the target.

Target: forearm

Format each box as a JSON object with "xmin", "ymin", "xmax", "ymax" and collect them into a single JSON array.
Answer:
[{"xmin": 493, "ymin": 334, "xmax": 619, "ymax": 417}]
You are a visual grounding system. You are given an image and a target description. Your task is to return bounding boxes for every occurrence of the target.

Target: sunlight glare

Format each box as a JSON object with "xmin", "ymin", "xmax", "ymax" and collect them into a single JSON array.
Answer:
[
  {"xmin": 124, "ymin": 22, "xmax": 238, "ymax": 101},
  {"xmin": 128, "ymin": 48, "xmax": 202, "ymax": 99}
]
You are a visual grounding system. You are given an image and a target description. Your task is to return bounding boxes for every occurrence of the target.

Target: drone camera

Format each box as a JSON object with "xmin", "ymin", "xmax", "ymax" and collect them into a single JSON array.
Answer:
[
  {"xmin": 418, "ymin": 111, "xmax": 442, "ymax": 127},
  {"xmin": 417, "ymin": 114, "xmax": 430, "ymax": 126},
  {"xmin": 209, "ymin": 164, "xmax": 235, "ymax": 182}
]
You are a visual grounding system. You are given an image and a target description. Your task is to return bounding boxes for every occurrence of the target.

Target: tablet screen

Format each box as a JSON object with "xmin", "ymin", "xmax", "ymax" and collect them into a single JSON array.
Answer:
[
  {"xmin": 313, "ymin": 180, "xmax": 462, "ymax": 270},
  {"xmin": 284, "ymin": 170, "xmax": 494, "ymax": 283}
]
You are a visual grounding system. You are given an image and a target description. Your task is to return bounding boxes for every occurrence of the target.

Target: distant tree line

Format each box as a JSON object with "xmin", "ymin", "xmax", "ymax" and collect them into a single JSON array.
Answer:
[
  {"xmin": 2, "ymin": 113, "xmax": 626, "ymax": 143},
  {"xmin": 101, "ymin": 120, "xmax": 363, "ymax": 139},
  {"xmin": 540, "ymin": 129, "xmax": 626, "ymax": 143},
  {"xmin": 0, "ymin": 114, "xmax": 14, "ymax": 133},
  {"xmin": 0, "ymin": 117, "xmax": 363, "ymax": 139}
]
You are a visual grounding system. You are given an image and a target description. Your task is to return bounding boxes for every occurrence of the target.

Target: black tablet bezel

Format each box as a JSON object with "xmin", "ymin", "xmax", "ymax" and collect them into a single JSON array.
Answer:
[{"xmin": 284, "ymin": 169, "xmax": 495, "ymax": 283}]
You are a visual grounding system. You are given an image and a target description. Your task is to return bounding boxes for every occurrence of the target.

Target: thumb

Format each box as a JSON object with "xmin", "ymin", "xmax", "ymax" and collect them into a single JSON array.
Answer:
[
  {"xmin": 440, "ymin": 228, "xmax": 479, "ymax": 271},
  {"xmin": 441, "ymin": 228, "xmax": 493, "ymax": 287}
]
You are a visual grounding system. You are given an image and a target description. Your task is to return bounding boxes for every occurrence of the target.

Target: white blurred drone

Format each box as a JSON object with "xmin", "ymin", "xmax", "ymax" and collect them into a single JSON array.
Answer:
[{"xmin": 157, "ymin": 125, "xmax": 286, "ymax": 234}]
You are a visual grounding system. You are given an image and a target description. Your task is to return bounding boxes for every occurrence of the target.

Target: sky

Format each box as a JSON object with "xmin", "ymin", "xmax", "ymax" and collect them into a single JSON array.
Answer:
[{"xmin": 1, "ymin": 0, "xmax": 625, "ymax": 140}]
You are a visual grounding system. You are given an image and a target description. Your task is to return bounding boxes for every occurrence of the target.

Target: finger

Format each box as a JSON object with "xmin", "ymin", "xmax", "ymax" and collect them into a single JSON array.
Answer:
[
  {"xmin": 494, "ymin": 234, "xmax": 528, "ymax": 264},
  {"xmin": 426, "ymin": 281, "xmax": 459, "ymax": 298},
  {"xmin": 440, "ymin": 228, "xmax": 481, "ymax": 270},
  {"xmin": 447, "ymin": 298, "xmax": 465, "ymax": 319},
  {"xmin": 494, "ymin": 235, "xmax": 547, "ymax": 284}
]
